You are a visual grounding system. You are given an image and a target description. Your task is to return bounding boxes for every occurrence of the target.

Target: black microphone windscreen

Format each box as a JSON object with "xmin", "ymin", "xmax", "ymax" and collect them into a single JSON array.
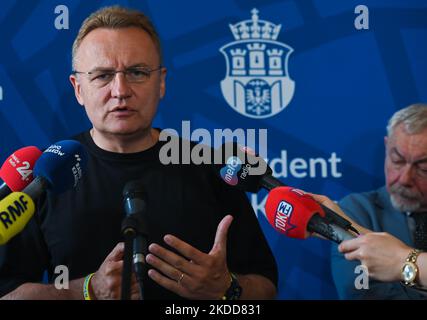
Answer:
[{"xmin": 123, "ymin": 180, "xmax": 145, "ymax": 199}]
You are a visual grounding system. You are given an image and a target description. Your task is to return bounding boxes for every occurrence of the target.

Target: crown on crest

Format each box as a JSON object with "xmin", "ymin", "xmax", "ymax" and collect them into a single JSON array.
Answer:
[{"xmin": 229, "ymin": 8, "xmax": 282, "ymax": 41}]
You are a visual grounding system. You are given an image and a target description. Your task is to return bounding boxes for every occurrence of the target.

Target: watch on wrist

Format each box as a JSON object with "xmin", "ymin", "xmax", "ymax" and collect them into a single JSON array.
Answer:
[
  {"xmin": 401, "ymin": 248, "xmax": 421, "ymax": 287},
  {"xmin": 221, "ymin": 272, "xmax": 242, "ymax": 300}
]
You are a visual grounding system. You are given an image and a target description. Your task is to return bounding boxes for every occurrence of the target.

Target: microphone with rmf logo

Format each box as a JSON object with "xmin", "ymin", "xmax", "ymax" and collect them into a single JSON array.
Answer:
[
  {"xmin": 0, "ymin": 140, "xmax": 88, "ymax": 245},
  {"xmin": 0, "ymin": 192, "xmax": 35, "ymax": 245}
]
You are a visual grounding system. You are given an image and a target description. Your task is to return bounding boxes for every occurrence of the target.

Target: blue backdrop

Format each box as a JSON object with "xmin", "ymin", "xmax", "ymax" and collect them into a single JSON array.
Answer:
[{"xmin": 0, "ymin": 0, "xmax": 426, "ymax": 299}]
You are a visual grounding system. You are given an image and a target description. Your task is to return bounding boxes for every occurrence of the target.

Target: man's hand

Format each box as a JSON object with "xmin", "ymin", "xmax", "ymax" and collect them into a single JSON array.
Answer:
[
  {"xmin": 338, "ymin": 232, "xmax": 412, "ymax": 282},
  {"xmin": 90, "ymin": 242, "xmax": 141, "ymax": 300},
  {"xmin": 146, "ymin": 215, "xmax": 234, "ymax": 299},
  {"xmin": 309, "ymin": 193, "xmax": 371, "ymax": 235}
]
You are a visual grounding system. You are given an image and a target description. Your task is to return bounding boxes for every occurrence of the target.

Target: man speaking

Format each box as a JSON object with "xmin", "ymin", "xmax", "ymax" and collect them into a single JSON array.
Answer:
[{"xmin": 0, "ymin": 6, "xmax": 277, "ymax": 300}]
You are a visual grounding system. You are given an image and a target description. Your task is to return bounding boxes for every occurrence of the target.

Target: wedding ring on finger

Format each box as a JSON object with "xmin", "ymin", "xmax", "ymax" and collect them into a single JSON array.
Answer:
[{"xmin": 177, "ymin": 273, "xmax": 184, "ymax": 285}]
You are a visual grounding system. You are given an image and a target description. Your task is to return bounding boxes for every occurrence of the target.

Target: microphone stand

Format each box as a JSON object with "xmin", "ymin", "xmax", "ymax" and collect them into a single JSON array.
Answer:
[
  {"xmin": 121, "ymin": 216, "xmax": 137, "ymax": 300},
  {"xmin": 121, "ymin": 234, "xmax": 133, "ymax": 300},
  {"xmin": 122, "ymin": 182, "xmax": 148, "ymax": 300}
]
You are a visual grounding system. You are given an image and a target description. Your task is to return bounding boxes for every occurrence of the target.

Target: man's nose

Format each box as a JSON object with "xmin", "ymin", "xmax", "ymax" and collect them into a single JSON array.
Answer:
[
  {"xmin": 111, "ymin": 72, "xmax": 132, "ymax": 100},
  {"xmin": 398, "ymin": 164, "xmax": 415, "ymax": 186}
]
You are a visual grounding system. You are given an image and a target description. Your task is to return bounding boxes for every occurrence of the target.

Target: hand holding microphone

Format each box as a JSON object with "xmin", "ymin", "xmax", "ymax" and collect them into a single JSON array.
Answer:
[
  {"xmin": 214, "ymin": 142, "xmax": 360, "ymax": 243},
  {"xmin": 309, "ymin": 193, "xmax": 371, "ymax": 235},
  {"xmin": 265, "ymin": 187, "xmax": 359, "ymax": 243},
  {"xmin": 89, "ymin": 242, "xmax": 141, "ymax": 300}
]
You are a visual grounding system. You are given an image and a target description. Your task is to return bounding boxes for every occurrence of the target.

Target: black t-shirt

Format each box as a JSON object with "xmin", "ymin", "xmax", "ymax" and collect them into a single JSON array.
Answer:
[{"xmin": 0, "ymin": 131, "xmax": 277, "ymax": 299}]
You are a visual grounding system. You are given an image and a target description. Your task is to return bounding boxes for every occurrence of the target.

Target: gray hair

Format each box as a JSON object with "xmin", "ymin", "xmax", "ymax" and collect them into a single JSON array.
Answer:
[{"xmin": 386, "ymin": 103, "xmax": 427, "ymax": 137}]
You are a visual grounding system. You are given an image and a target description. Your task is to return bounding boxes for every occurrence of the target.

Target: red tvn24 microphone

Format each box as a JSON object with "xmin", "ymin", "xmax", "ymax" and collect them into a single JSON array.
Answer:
[
  {"xmin": 0, "ymin": 146, "xmax": 43, "ymax": 200},
  {"xmin": 265, "ymin": 186, "xmax": 356, "ymax": 243}
]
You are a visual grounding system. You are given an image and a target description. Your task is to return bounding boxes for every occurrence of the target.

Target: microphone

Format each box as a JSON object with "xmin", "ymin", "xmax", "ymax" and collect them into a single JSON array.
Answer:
[
  {"xmin": 215, "ymin": 142, "xmax": 359, "ymax": 238},
  {"xmin": 0, "ymin": 192, "xmax": 35, "ymax": 245},
  {"xmin": 122, "ymin": 180, "xmax": 148, "ymax": 299},
  {"xmin": 0, "ymin": 146, "xmax": 43, "ymax": 199},
  {"xmin": 0, "ymin": 140, "xmax": 88, "ymax": 245},
  {"xmin": 215, "ymin": 142, "xmax": 268, "ymax": 193},
  {"xmin": 23, "ymin": 140, "xmax": 88, "ymax": 199},
  {"xmin": 265, "ymin": 187, "xmax": 356, "ymax": 243}
]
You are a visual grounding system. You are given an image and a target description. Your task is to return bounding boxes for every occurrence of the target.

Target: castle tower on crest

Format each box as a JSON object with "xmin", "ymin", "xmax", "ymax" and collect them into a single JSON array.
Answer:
[
  {"xmin": 226, "ymin": 8, "xmax": 285, "ymax": 77},
  {"xmin": 230, "ymin": 49, "xmax": 247, "ymax": 76}
]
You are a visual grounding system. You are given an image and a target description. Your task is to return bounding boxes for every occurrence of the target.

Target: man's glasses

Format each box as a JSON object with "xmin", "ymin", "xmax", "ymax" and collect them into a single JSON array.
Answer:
[{"xmin": 72, "ymin": 66, "xmax": 163, "ymax": 87}]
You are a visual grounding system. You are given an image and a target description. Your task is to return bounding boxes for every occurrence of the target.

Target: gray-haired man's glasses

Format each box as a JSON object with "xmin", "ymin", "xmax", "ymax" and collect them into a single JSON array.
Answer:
[{"xmin": 72, "ymin": 66, "xmax": 163, "ymax": 87}]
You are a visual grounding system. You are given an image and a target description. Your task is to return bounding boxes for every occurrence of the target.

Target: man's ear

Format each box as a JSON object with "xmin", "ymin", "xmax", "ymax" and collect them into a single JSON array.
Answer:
[
  {"xmin": 159, "ymin": 67, "xmax": 167, "ymax": 99},
  {"xmin": 69, "ymin": 74, "xmax": 85, "ymax": 106},
  {"xmin": 384, "ymin": 136, "xmax": 390, "ymax": 160}
]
